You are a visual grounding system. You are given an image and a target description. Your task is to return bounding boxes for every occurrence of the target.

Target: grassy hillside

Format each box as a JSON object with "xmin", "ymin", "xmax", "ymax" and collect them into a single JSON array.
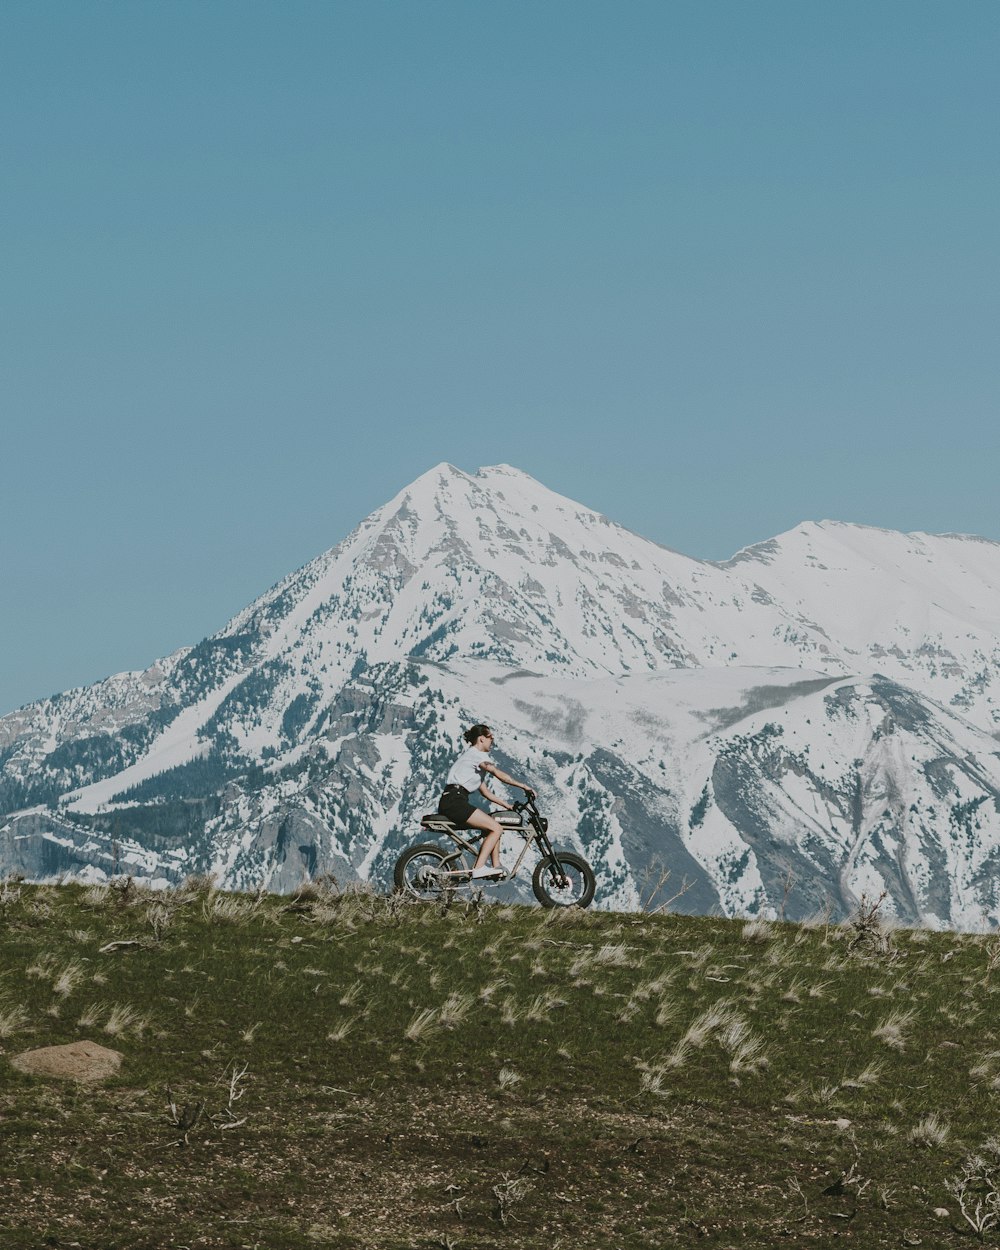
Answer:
[{"xmin": 2, "ymin": 878, "xmax": 1000, "ymax": 1248}]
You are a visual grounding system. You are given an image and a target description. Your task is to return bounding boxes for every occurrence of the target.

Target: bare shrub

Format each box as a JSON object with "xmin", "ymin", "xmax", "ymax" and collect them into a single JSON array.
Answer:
[
  {"xmin": 847, "ymin": 891, "xmax": 893, "ymax": 957},
  {"xmin": 212, "ymin": 1061, "xmax": 250, "ymax": 1130},
  {"xmin": 491, "ymin": 1173, "xmax": 532, "ymax": 1227},
  {"xmin": 290, "ymin": 874, "xmax": 340, "ymax": 908},
  {"xmin": 638, "ymin": 859, "xmax": 693, "ymax": 915},
  {"xmin": 109, "ymin": 875, "xmax": 139, "ymax": 907},
  {"xmin": 948, "ymin": 1141, "xmax": 1000, "ymax": 1239},
  {"xmin": 165, "ymin": 1088, "xmax": 205, "ymax": 1147}
]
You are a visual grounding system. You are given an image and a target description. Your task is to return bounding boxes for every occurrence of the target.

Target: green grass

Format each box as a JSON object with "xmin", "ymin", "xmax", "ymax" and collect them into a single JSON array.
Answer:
[{"xmin": 1, "ymin": 877, "xmax": 1000, "ymax": 1248}]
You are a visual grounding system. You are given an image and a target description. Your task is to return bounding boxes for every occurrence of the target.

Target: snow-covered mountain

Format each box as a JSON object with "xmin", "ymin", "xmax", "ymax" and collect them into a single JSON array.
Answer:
[{"xmin": 3, "ymin": 463, "xmax": 1000, "ymax": 927}]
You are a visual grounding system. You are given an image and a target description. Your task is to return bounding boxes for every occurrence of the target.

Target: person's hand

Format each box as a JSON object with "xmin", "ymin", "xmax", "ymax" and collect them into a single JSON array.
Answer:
[{"xmin": 525, "ymin": 787, "xmax": 536, "ymax": 800}]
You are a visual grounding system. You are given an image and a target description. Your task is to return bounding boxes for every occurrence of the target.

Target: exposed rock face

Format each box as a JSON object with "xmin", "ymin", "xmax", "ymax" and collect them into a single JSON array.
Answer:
[
  {"xmin": 11, "ymin": 1040, "xmax": 123, "ymax": 1083},
  {"xmin": 4, "ymin": 464, "xmax": 1000, "ymax": 927}
]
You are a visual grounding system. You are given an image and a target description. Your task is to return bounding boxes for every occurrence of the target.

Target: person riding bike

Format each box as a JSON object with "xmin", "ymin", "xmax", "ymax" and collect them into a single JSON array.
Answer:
[{"xmin": 439, "ymin": 724, "xmax": 536, "ymax": 880}]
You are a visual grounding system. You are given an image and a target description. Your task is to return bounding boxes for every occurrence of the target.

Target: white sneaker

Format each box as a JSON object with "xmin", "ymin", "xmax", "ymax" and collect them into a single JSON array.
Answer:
[{"xmin": 471, "ymin": 866, "xmax": 505, "ymax": 880}]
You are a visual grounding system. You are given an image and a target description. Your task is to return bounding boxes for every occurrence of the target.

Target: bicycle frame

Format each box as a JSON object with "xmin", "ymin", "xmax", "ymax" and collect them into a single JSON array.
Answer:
[{"xmin": 420, "ymin": 797, "xmax": 565, "ymax": 883}]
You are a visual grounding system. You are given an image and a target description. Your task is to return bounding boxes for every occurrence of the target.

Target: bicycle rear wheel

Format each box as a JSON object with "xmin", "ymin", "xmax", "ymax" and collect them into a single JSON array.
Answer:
[
  {"xmin": 532, "ymin": 851, "xmax": 596, "ymax": 909},
  {"xmin": 394, "ymin": 843, "xmax": 468, "ymax": 902}
]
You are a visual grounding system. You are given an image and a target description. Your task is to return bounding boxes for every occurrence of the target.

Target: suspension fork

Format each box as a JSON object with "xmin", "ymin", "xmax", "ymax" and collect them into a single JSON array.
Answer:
[{"xmin": 527, "ymin": 805, "xmax": 569, "ymax": 887}]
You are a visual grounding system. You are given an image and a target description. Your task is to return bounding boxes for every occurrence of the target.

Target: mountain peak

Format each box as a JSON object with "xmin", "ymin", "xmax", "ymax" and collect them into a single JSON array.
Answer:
[{"xmin": 475, "ymin": 463, "xmax": 542, "ymax": 483}]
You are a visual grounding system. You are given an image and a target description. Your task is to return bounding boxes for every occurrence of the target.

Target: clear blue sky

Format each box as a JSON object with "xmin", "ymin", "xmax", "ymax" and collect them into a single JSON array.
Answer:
[{"xmin": 3, "ymin": 1, "xmax": 999, "ymax": 715}]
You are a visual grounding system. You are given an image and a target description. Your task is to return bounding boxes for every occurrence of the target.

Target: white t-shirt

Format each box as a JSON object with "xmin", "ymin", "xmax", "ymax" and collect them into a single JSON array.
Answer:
[{"xmin": 445, "ymin": 746, "xmax": 494, "ymax": 793}]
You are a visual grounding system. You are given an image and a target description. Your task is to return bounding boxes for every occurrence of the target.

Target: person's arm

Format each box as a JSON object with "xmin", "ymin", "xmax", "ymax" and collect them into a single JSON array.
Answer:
[
  {"xmin": 481, "ymin": 761, "xmax": 535, "ymax": 798},
  {"xmin": 478, "ymin": 781, "xmax": 512, "ymax": 810}
]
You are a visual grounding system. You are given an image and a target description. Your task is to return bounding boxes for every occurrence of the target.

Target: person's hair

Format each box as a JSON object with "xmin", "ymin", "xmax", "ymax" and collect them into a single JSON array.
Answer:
[{"xmin": 463, "ymin": 723, "xmax": 492, "ymax": 746}]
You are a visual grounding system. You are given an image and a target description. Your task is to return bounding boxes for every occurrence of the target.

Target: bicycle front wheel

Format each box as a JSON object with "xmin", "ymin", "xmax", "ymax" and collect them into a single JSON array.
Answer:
[{"xmin": 532, "ymin": 851, "xmax": 596, "ymax": 909}]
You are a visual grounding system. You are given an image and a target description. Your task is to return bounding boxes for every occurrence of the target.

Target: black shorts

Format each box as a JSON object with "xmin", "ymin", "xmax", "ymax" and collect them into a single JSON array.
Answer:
[{"xmin": 438, "ymin": 786, "xmax": 477, "ymax": 827}]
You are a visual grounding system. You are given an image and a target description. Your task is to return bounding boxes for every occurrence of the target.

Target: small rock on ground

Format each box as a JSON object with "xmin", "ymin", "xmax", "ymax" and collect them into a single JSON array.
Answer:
[{"xmin": 10, "ymin": 1040, "xmax": 123, "ymax": 1083}]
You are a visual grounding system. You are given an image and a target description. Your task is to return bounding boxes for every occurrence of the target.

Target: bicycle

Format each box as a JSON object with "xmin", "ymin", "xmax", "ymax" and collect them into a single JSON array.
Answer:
[{"xmin": 393, "ymin": 795, "xmax": 596, "ymax": 908}]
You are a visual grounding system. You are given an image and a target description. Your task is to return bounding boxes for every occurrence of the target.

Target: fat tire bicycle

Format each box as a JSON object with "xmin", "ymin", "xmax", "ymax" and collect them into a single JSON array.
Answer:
[{"xmin": 393, "ymin": 795, "xmax": 596, "ymax": 909}]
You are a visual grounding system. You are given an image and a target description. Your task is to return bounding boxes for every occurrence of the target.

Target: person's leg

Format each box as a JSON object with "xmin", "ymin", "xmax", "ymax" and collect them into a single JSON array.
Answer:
[{"xmin": 466, "ymin": 808, "xmax": 504, "ymax": 870}]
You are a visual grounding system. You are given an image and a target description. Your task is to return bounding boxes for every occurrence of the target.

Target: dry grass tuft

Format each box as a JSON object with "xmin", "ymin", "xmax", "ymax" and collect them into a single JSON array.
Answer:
[
  {"xmin": 404, "ymin": 1007, "xmax": 439, "ymax": 1043},
  {"xmin": 499, "ymin": 997, "xmax": 522, "ymax": 1026},
  {"xmin": 593, "ymin": 942, "xmax": 631, "ymax": 967},
  {"xmin": 327, "ymin": 1017, "xmax": 356, "ymax": 1043},
  {"xmin": 0, "ymin": 1001, "xmax": 30, "ymax": 1038},
  {"xmin": 53, "ymin": 960, "xmax": 86, "ymax": 998},
  {"xmin": 202, "ymin": 893, "xmax": 261, "ymax": 925},
  {"xmin": 76, "ymin": 1003, "xmax": 102, "ymax": 1030},
  {"xmin": 841, "ymin": 1060, "xmax": 883, "ymax": 1090},
  {"xmin": 741, "ymin": 919, "xmax": 776, "ymax": 944},
  {"xmin": 908, "ymin": 1113, "xmax": 950, "ymax": 1147},
  {"xmin": 438, "ymin": 992, "xmax": 473, "ymax": 1029},
  {"xmin": 718, "ymin": 1015, "xmax": 770, "ymax": 1074},
  {"xmin": 524, "ymin": 991, "xmax": 565, "ymax": 1023},
  {"xmin": 638, "ymin": 1065, "xmax": 669, "ymax": 1097},
  {"xmin": 781, "ymin": 977, "xmax": 804, "ymax": 1004},
  {"xmin": 873, "ymin": 1007, "xmax": 915, "ymax": 1052},
  {"xmin": 102, "ymin": 1003, "xmax": 148, "ymax": 1038}
]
